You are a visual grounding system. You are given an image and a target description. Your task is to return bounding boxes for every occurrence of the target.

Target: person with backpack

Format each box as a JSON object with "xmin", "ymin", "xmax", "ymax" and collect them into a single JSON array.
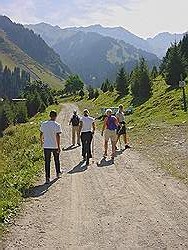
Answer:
[
  {"xmin": 69, "ymin": 110, "xmax": 80, "ymax": 146},
  {"xmin": 101, "ymin": 109, "xmax": 119, "ymax": 160},
  {"xmin": 115, "ymin": 104, "xmax": 131, "ymax": 149},
  {"xmin": 79, "ymin": 109, "xmax": 95, "ymax": 165},
  {"xmin": 40, "ymin": 110, "xmax": 62, "ymax": 184}
]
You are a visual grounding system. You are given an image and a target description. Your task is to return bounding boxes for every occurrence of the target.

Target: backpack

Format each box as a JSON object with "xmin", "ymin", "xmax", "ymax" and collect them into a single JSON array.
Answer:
[
  {"xmin": 71, "ymin": 115, "xmax": 80, "ymax": 126},
  {"xmin": 106, "ymin": 116, "xmax": 117, "ymax": 130}
]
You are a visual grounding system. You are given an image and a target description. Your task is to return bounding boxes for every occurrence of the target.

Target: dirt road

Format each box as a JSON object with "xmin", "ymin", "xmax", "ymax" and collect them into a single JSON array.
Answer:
[{"xmin": 3, "ymin": 103, "xmax": 188, "ymax": 249}]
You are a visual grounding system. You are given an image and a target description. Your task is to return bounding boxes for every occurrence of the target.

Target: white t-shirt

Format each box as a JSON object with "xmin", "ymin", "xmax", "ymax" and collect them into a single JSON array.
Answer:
[
  {"xmin": 40, "ymin": 120, "xmax": 62, "ymax": 149},
  {"xmin": 116, "ymin": 111, "xmax": 125, "ymax": 123},
  {"xmin": 80, "ymin": 116, "xmax": 94, "ymax": 132}
]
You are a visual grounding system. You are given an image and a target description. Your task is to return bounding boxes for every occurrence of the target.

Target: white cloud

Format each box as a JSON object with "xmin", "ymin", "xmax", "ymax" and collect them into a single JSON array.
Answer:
[{"xmin": 0, "ymin": 0, "xmax": 187, "ymax": 38}]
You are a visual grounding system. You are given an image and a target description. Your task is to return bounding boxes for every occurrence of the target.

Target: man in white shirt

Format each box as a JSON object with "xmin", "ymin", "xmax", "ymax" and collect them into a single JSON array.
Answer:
[
  {"xmin": 40, "ymin": 110, "xmax": 62, "ymax": 184},
  {"xmin": 79, "ymin": 109, "xmax": 95, "ymax": 165}
]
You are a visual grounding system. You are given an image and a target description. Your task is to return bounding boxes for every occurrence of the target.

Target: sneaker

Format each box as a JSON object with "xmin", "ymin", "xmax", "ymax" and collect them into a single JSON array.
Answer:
[
  {"xmin": 125, "ymin": 145, "xmax": 131, "ymax": 149},
  {"xmin": 45, "ymin": 178, "xmax": 50, "ymax": 184},
  {"xmin": 82, "ymin": 156, "xmax": 86, "ymax": 161},
  {"xmin": 56, "ymin": 172, "xmax": 62, "ymax": 178}
]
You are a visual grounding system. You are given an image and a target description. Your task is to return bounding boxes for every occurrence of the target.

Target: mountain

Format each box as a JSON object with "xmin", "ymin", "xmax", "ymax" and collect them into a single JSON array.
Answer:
[
  {"xmin": 147, "ymin": 32, "xmax": 186, "ymax": 58},
  {"xmin": 68, "ymin": 24, "xmax": 152, "ymax": 52},
  {"xmin": 0, "ymin": 30, "xmax": 65, "ymax": 89},
  {"xmin": 72, "ymin": 25, "xmax": 186, "ymax": 58},
  {"xmin": 26, "ymin": 22, "xmax": 186, "ymax": 60},
  {"xmin": 54, "ymin": 31, "xmax": 160, "ymax": 86},
  {"xmin": 25, "ymin": 23, "xmax": 76, "ymax": 47},
  {"xmin": 26, "ymin": 23, "xmax": 151, "ymax": 52},
  {"xmin": 26, "ymin": 23, "xmax": 160, "ymax": 86},
  {"xmin": 0, "ymin": 16, "xmax": 70, "ymax": 80}
]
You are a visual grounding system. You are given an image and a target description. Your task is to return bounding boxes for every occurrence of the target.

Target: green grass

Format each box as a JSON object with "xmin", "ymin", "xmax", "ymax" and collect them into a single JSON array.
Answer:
[
  {"xmin": 77, "ymin": 76, "xmax": 188, "ymax": 183},
  {"xmin": 78, "ymin": 76, "xmax": 188, "ymax": 127},
  {"xmin": 0, "ymin": 104, "xmax": 60, "ymax": 235}
]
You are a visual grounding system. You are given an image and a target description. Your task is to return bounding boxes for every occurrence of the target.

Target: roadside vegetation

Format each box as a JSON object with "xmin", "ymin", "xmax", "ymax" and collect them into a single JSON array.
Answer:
[{"xmin": 0, "ymin": 104, "xmax": 60, "ymax": 235}]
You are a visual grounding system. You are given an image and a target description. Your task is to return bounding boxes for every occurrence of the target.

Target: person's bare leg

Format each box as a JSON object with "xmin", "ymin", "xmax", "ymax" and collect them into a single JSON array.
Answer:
[
  {"xmin": 72, "ymin": 126, "xmax": 76, "ymax": 145},
  {"xmin": 104, "ymin": 140, "xmax": 108, "ymax": 157},
  {"xmin": 116, "ymin": 134, "xmax": 120, "ymax": 148},
  {"xmin": 123, "ymin": 133, "xmax": 127, "ymax": 145},
  {"xmin": 76, "ymin": 126, "xmax": 80, "ymax": 145},
  {"xmin": 111, "ymin": 140, "xmax": 116, "ymax": 158}
]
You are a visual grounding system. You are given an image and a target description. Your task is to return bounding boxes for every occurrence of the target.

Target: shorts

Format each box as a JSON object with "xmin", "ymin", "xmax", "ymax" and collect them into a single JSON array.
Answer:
[
  {"xmin": 117, "ymin": 125, "xmax": 126, "ymax": 135},
  {"xmin": 104, "ymin": 129, "xmax": 117, "ymax": 142}
]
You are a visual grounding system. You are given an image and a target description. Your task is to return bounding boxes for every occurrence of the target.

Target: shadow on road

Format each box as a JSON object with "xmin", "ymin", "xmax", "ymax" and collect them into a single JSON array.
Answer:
[
  {"xmin": 97, "ymin": 158, "xmax": 114, "ymax": 167},
  {"xmin": 62, "ymin": 145, "xmax": 79, "ymax": 151},
  {"xmin": 26, "ymin": 178, "xmax": 59, "ymax": 198},
  {"xmin": 68, "ymin": 161, "xmax": 88, "ymax": 174},
  {"xmin": 115, "ymin": 148, "xmax": 126, "ymax": 156}
]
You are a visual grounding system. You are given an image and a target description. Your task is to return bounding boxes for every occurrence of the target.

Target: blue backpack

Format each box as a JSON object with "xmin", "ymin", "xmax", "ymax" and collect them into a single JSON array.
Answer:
[{"xmin": 106, "ymin": 116, "xmax": 117, "ymax": 130}]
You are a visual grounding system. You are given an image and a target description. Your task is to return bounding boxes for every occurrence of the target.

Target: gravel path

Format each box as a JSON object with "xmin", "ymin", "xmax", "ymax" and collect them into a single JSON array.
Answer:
[{"xmin": 2, "ymin": 103, "xmax": 188, "ymax": 249}]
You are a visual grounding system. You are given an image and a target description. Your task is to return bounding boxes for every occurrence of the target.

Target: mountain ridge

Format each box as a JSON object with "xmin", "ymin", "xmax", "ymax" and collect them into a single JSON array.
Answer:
[
  {"xmin": 0, "ymin": 16, "xmax": 71, "ymax": 79},
  {"xmin": 53, "ymin": 31, "xmax": 160, "ymax": 86},
  {"xmin": 26, "ymin": 22, "xmax": 187, "ymax": 58}
]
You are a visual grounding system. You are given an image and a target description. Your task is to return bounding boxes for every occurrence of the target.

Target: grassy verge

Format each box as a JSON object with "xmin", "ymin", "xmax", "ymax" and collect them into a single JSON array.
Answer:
[{"xmin": 0, "ymin": 104, "xmax": 60, "ymax": 235}]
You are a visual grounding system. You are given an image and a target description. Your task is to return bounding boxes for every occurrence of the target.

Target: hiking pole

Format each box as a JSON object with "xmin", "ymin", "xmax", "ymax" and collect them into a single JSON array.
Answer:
[{"xmin": 92, "ymin": 135, "xmax": 95, "ymax": 164}]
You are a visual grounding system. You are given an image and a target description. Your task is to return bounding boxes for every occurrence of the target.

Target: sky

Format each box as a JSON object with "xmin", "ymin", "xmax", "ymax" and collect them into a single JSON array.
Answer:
[{"xmin": 0, "ymin": 0, "xmax": 187, "ymax": 38}]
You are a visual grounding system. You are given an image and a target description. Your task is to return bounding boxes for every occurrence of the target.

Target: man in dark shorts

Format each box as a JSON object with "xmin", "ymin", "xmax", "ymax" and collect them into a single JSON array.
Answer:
[{"xmin": 115, "ymin": 104, "xmax": 131, "ymax": 149}]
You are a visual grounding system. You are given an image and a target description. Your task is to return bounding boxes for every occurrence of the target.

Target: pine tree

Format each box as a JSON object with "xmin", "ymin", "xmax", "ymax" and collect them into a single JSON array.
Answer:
[
  {"xmin": 88, "ymin": 85, "xmax": 95, "ymax": 99},
  {"xmin": 94, "ymin": 89, "xmax": 99, "ymax": 99},
  {"xmin": 131, "ymin": 58, "xmax": 151, "ymax": 101},
  {"xmin": 79, "ymin": 89, "xmax": 85, "ymax": 99},
  {"xmin": 179, "ymin": 34, "xmax": 188, "ymax": 62},
  {"xmin": 151, "ymin": 65, "xmax": 158, "ymax": 79},
  {"xmin": 64, "ymin": 75, "xmax": 84, "ymax": 94},
  {"xmin": 165, "ymin": 43, "xmax": 186, "ymax": 87},
  {"xmin": 109, "ymin": 84, "xmax": 114, "ymax": 92},
  {"xmin": 101, "ymin": 79, "xmax": 110, "ymax": 93},
  {"xmin": 116, "ymin": 67, "xmax": 129, "ymax": 96}
]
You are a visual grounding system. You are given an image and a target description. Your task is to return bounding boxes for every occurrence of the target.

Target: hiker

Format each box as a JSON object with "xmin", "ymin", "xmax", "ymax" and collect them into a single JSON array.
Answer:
[
  {"xmin": 101, "ymin": 108, "xmax": 118, "ymax": 160},
  {"xmin": 115, "ymin": 104, "xmax": 130, "ymax": 149},
  {"xmin": 79, "ymin": 109, "xmax": 95, "ymax": 165},
  {"xmin": 40, "ymin": 110, "xmax": 62, "ymax": 184},
  {"xmin": 69, "ymin": 110, "xmax": 80, "ymax": 146}
]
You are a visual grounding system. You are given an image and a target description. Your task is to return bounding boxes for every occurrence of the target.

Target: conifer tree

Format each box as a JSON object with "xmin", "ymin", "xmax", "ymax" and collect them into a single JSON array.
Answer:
[
  {"xmin": 94, "ymin": 89, "xmax": 99, "ymax": 99},
  {"xmin": 88, "ymin": 85, "xmax": 95, "ymax": 99},
  {"xmin": 116, "ymin": 67, "xmax": 129, "ymax": 96},
  {"xmin": 79, "ymin": 89, "xmax": 85, "ymax": 99},
  {"xmin": 151, "ymin": 65, "xmax": 158, "ymax": 79},
  {"xmin": 165, "ymin": 43, "xmax": 186, "ymax": 87},
  {"xmin": 131, "ymin": 58, "xmax": 151, "ymax": 101}
]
